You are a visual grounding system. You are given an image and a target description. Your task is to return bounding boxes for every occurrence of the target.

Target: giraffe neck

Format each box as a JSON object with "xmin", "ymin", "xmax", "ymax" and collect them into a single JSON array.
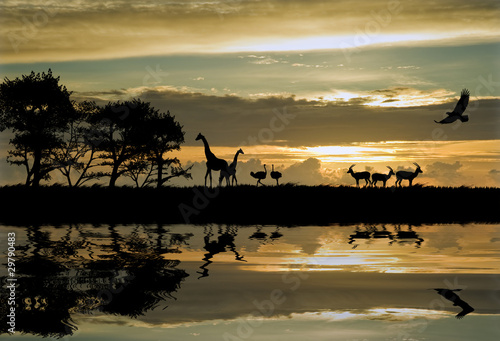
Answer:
[
  {"xmin": 232, "ymin": 151, "xmax": 241, "ymax": 166},
  {"xmin": 201, "ymin": 136, "xmax": 216, "ymax": 160}
]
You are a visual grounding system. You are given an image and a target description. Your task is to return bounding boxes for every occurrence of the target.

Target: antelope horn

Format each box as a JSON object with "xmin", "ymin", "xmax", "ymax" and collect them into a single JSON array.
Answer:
[
  {"xmin": 413, "ymin": 162, "xmax": 420, "ymax": 168},
  {"xmin": 387, "ymin": 166, "xmax": 393, "ymax": 171},
  {"xmin": 349, "ymin": 164, "xmax": 355, "ymax": 169}
]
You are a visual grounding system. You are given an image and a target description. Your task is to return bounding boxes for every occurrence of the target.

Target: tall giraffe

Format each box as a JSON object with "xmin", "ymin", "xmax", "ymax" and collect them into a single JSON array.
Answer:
[
  {"xmin": 196, "ymin": 133, "xmax": 229, "ymax": 187},
  {"xmin": 219, "ymin": 148, "xmax": 244, "ymax": 186}
]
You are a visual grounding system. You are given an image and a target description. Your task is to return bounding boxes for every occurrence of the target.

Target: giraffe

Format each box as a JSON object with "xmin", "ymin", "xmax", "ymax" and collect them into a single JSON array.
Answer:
[
  {"xmin": 196, "ymin": 133, "xmax": 229, "ymax": 187},
  {"xmin": 219, "ymin": 148, "xmax": 244, "ymax": 186}
]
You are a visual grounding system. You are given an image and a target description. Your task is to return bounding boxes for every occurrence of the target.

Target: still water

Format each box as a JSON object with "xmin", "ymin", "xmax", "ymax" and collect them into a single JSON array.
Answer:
[{"xmin": 1, "ymin": 224, "xmax": 499, "ymax": 340}]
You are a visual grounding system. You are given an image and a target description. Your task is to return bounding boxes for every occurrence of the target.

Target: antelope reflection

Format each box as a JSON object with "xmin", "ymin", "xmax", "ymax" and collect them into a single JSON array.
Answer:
[{"xmin": 348, "ymin": 225, "xmax": 424, "ymax": 249}]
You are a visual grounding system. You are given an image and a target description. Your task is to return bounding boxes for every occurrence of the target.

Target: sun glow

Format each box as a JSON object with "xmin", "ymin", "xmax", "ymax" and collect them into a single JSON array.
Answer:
[{"xmin": 223, "ymin": 33, "xmax": 448, "ymax": 53}]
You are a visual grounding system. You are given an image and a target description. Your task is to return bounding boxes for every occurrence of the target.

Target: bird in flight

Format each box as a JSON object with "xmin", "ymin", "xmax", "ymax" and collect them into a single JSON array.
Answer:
[
  {"xmin": 434, "ymin": 88, "xmax": 470, "ymax": 124},
  {"xmin": 431, "ymin": 288, "xmax": 475, "ymax": 319}
]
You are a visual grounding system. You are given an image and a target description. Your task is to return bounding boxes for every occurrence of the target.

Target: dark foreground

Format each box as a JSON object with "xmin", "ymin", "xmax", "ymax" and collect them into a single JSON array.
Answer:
[{"xmin": 0, "ymin": 184, "xmax": 499, "ymax": 225}]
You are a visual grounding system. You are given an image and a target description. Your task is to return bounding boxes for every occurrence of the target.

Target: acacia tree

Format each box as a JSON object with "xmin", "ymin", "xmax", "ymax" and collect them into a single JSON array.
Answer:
[
  {"xmin": 134, "ymin": 109, "xmax": 192, "ymax": 188},
  {"xmin": 0, "ymin": 70, "xmax": 76, "ymax": 186},
  {"xmin": 88, "ymin": 100, "xmax": 142, "ymax": 187},
  {"xmin": 86, "ymin": 99, "xmax": 191, "ymax": 188},
  {"xmin": 51, "ymin": 101, "xmax": 101, "ymax": 187}
]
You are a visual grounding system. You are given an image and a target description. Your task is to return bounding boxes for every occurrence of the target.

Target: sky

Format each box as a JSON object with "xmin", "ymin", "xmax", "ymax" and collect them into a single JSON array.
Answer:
[{"xmin": 0, "ymin": 0, "xmax": 499, "ymax": 186}]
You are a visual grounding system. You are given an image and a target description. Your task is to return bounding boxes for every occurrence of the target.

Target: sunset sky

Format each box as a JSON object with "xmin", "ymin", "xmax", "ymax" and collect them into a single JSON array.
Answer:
[{"xmin": 0, "ymin": 0, "xmax": 499, "ymax": 186}]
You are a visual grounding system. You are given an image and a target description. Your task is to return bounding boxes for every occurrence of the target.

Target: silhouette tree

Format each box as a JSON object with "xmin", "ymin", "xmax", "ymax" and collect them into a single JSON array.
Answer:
[
  {"xmin": 51, "ymin": 101, "xmax": 101, "ymax": 187},
  {"xmin": 0, "ymin": 69, "xmax": 76, "ymax": 186},
  {"xmin": 137, "ymin": 109, "xmax": 192, "ymax": 188},
  {"xmin": 90, "ymin": 99, "xmax": 190, "ymax": 187}
]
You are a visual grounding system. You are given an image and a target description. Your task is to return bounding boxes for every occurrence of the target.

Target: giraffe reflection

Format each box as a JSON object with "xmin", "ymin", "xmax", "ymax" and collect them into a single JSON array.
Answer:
[{"xmin": 197, "ymin": 225, "xmax": 247, "ymax": 279}]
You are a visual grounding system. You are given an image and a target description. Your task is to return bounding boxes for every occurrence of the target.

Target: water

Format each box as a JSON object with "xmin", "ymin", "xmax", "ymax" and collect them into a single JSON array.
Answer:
[{"xmin": 1, "ymin": 224, "xmax": 499, "ymax": 340}]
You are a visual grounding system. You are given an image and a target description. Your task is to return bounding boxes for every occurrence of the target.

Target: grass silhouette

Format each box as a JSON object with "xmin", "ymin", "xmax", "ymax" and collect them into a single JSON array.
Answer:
[{"xmin": 0, "ymin": 184, "xmax": 498, "ymax": 225}]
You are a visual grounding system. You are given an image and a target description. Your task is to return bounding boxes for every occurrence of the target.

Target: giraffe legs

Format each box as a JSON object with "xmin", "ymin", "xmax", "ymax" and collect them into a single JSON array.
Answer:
[{"xmin": 205, "ymin": 168, "xmax": 212, "ymax": 188}]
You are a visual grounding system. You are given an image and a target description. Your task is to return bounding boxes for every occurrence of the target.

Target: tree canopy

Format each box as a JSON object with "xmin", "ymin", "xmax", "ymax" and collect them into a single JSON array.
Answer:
[
  {"xmin": 0, "ymin": 69, "xmax": 75, "ymax": 186},
  {"xmin": 0, "ymin": 70, "xmax": 190, "ymax": 188}
]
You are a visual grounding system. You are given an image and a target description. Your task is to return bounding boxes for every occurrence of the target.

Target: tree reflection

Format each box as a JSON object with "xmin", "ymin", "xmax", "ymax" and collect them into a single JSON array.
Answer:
[{"xmin": 0, "ymin": 224, "xmax": 190, "ymax": 338}]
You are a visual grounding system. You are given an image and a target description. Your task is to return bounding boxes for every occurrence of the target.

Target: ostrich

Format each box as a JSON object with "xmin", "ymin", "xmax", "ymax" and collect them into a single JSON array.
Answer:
[
  {"xmin": 270, "ymin": 165, "xmax": 282, "ymax": 186},
  {"xmin": 395, "ymin": 163, "xmax": 422, "ymax": 187},
  {"xmin": 371, "ymin": 166, "xmax": 395, "ymax": 187},
  {"xmin": 435, "ymin": 89, "xmax": 470, "ymax": 124},
  {"xmin": 347, "ymin": 164, "xmax": 371, "ymax": 187},
  {"xmin": 250, "ymin": 164, "xmax": 267, "ymax": 186}
]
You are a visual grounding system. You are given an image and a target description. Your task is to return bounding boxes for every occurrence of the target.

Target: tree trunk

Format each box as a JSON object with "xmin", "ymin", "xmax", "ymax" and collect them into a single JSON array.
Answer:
[
  {"xmin": 31, "ymin": 148, "xmax": 42, "ymax": 187},
  {"xmin": 156, "ymin": 159, "xmax": 163, "ymax": 189},
  {"xmin": 109, "ymin": 163, "xmax": 120, "ymax": 187}
]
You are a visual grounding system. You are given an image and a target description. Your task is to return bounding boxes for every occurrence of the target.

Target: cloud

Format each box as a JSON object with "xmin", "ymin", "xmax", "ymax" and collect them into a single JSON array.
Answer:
[
  {"xmin": 425, "ymin": 161, "xmax": 463, "ymax": 177},
  {"xmin": 1, "ymin": 0, "xmax": 499, "ymax": 63},
  {"xmin": 488, "ymin": 169, "xmax": 500, "ymax": 184},
  {"xmin": 279, "ymin": 157, "xmax": 329, "ymax": 185},
  {"xmin": 421, "ymin": 161, "xmax": 463, "ymax": 186},
  {"xmin": 74, "ymin": 86, "xmax": 500, "ymax": 148}
]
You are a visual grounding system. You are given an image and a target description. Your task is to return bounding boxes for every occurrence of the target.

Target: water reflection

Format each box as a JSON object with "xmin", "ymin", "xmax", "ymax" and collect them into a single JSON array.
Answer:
[
  {"xmin": 198, "ymin": 225, "xmax": 246, "ymax": 279},
  {"xmin": 249, "ymin": 226, "xmax": 284, "ymax": 244},
  {"xmin": 348, "ymin": 224, "xmax": 424, "ymax": 249},
  {"xmin": 432, "ymin": 289, "xmax": 475, "ymax": 319},
  {"xmin": 0, "ymin": 223, "xmax": 499, "ymax": 340},
  {"xmin": 0, "ymin": 224, "xmax": 191, "ymax": 338}
]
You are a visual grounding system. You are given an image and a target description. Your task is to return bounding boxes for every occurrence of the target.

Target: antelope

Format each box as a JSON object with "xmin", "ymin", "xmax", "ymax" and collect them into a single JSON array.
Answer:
[
  {"xmin": 395, "ymin": 163, "xmax": 423, "ymax": 187},
  {"xmin": 347, "ymin": 164, "xmax": 370, "ymax": 187},
  {"xmin": 371, "ymin": 166, "xmax": 395, "ymax": 187}
]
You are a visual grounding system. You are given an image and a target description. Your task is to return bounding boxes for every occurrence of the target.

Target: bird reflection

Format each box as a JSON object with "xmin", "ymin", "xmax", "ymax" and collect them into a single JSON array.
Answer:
[{"xmin": 432, "ymin": 289, "xmax": 475, "ymax": 319}]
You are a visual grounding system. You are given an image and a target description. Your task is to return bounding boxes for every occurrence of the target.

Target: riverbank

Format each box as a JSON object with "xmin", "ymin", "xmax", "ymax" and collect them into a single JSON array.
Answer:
[{"xmin": 0, "ymin": 184, "xmax": 498, "ymax": 225}]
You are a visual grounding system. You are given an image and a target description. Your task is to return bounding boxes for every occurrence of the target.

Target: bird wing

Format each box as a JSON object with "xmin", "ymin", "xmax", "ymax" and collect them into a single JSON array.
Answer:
[
  {"xmin": 451, "ymin": 89, "xmax": 470, "ymax": 115},
  {"xmin": 455, "ymin": 299, "xmax": 474, "ymax": 319},
  {"xmin": 435, "ymin": 115, "xmax": 459, "ymax": 124}
]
